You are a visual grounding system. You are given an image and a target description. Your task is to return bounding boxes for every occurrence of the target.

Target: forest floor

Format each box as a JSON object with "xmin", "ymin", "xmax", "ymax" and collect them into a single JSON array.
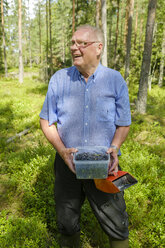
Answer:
[{"xmin": 0, "ymin": 69, "xmax": 165, "ymax": 248}]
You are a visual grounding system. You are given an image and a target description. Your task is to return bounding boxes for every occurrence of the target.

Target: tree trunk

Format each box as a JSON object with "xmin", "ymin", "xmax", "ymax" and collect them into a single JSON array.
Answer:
[
  {"xmin": 62, "ymin": 23, "xmax": 65, "ymax": 64},
  {"xmin": 124, "ymin": 0, "xmax": 129, "ymax": 49},
  {"xmin": 101, "ymin": 0, "xmax": 107, "ymax": 67},
  {"xmin": 28, "ymin": 0, "xmax": 32, "ymax": 67},
  {"xmin": 148, "ymin": 23, "xmax": 157, "ymax": 91},
  {"xmin": 120, "ymin": 0, "xmax": 124, "ymax": 49},
  {"xmin": 45, "ymin": 0, "xmax": 49, "ymax": 82},
  {"xmin": 134, "ymin": 3, "xmax": 138, "ymax": 48},
  {"xmin": 38, "ymin": 0, "xmax": 42, "ymax": 64},
  {"xmin": 107, "ymin": 0, "xmax": 113, "ymax": 66},
  {"xmin": 0, "ymin": 35, "xmax": 3, "ymax": 72},
  {"xmin": 96, "ymin": 0, "xmax": 100, "ymax": 28},
  {"xmin": 72, "ymin": 0, "xmax": 75, "ymax": 35},
  {"xmin": 114, "ymin": 0, "xmax": 120, "ymax": 66},
  {"xmin": 1, "ymin": 0, "xmax": 8, "ymax": 77},
  {"xmin": 139, "ymin": 17, "xmax": 144, "ymax": 47},
  {"xmin": 49, "ymin": 0, "xmax": 53, "ymax": 75},
  {"xmin": 148, "ymin": 54, "xmax": 157, "ymax": 91},
  {"xmin": 18, "ymin": 0, "xmax": 24, "ymax": 83},
  {"xmin": 158, "ymin": 25, "xmax": 165, "ymax": 87},
  {"xmin": 124, "ymin": 0, "xmax": 134, "ymax": 84},
  {"xmin": 136, "ymin": 0, "xmax": 157, "ymax": 114}
]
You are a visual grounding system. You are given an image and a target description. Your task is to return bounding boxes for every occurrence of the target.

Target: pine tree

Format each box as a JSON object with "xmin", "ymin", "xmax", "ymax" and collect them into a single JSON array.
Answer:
[
  {"xmin": 72, "ymin": 0, "xmax": 75, "ymax": 35},
  {"xmin": 137, "ymin": 0, "xmax": 157, "ymax": 113},
  {"xmin": 18, "ymin": 0, "xmax": 24, "ymax": 83},
  {"xmin": 158, "ymin": 25, "xmax": 165, "ymax": 87},
  {"xmin": 49, "ymin": 0, "xmax": 53, "ymax": 75},
  {"xmin": 38, "ymin": 0, "xmax": 42, "ymax": 64},
  {"xmin": 1, "ymin": 0, "xmax": 8, "ymax": 76},
  {"xmin": 96, "ymin": 0, "xmax": 100, "ymax": 28},
  {"xmin": 124, "ymin": 0, "xmax": 134, "ymax": 84},
  {"xmin": 101, "ymin": 0, "xmax": 107, "ymax": 67},
  {"xmin": 114, "ymin": 0, "xmax": 120, "ymax": 66}
]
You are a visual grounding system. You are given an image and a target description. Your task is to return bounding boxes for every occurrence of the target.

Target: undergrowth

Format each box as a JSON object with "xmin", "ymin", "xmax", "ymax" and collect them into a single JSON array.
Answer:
[{"xmin": 0, "ymin": 72, "xmax": 164, "ymax": 247}]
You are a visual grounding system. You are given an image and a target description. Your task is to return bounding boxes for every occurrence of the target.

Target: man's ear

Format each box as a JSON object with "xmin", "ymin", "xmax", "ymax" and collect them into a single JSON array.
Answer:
[{"xmin": 96, "ymin": 43, "xmax": 103, "ymax": 56}]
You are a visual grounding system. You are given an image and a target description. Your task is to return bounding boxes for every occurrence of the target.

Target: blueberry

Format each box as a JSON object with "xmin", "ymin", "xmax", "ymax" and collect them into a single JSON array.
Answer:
[{"xmin": 75, "ymin": 152, "xmax": 108, "ymax": 161}]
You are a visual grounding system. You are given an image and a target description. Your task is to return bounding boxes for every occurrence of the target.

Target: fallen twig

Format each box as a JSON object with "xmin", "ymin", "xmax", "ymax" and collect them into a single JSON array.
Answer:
[{"xmin": 6, "ymin": 128, "xmax": 31, "ymax": 143}]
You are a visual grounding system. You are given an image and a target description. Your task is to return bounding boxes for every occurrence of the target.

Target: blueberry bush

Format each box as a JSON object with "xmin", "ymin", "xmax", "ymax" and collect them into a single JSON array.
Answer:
[{"xmin": 0, "ymin": 71, "xmax": 164, "ymax": 247}]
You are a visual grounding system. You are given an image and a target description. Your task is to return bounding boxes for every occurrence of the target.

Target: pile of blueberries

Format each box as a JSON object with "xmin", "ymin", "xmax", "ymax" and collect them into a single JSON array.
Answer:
[{"xmin": 75, "ymin": 152, "xmax": 109, "ymax": 161}]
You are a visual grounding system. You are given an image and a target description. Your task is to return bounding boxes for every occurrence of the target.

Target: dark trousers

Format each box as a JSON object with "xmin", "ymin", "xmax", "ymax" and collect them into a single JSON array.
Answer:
[{"xmin": 54, "ymin": 153, "xmax": 129, "ymax": 240}]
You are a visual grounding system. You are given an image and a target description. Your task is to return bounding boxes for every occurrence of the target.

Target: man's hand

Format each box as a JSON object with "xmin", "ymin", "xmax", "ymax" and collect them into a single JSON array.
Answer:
[
  {"xmin": 107, "ymin": 147, "xmax": 119, "ymax": 175},
  {"xmin": 60, "ymin": 148, "xmax": 78, "ymax": 174},
  {"xmin": 40, "ymin": 119, "xmax": 78, "ymax": 174},
  {"xmin": 106, "ymin": 126, "xmax": 130, "ymax": 175}
]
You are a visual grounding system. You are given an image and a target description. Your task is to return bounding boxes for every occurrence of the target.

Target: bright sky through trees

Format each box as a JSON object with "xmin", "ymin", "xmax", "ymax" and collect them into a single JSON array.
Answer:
[{"xmin": 7, "ymin": 0, "xmax": 38, "ymax": 19}]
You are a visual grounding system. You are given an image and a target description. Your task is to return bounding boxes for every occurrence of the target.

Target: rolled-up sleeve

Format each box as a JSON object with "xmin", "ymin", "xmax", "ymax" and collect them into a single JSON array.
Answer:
[
  {"xmin": 115, "ymin": 80, "xmax": 131, "ymax": 127},
  {"xmin": 39, "ymin": 78, "xmax": 58, "ymax": 126}
]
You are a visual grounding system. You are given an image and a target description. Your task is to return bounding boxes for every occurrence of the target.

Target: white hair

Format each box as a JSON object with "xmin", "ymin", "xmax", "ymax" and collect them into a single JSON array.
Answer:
[{"xmin": 76, "ymin": 24, "xmax": 105, "ymax": 51}]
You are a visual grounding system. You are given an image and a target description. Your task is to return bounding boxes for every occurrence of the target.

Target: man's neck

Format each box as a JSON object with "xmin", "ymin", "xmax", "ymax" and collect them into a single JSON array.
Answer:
[{"xmin": 77, "ymin": 62, "xmax": 100, "ymax": 83}]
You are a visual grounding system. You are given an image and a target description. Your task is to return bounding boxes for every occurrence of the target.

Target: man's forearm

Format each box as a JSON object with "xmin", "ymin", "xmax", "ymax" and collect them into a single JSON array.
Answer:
[
  {"xmin": 111, "ymin": 126, "xmax": 130, "ymax": 149},
  {"xmin": 40, "ymin": 118, "xmax": 66, "ymax": 154},
  {"xmin": 40, "ymin": 118, "xmax": 78, "ymax": 173}
]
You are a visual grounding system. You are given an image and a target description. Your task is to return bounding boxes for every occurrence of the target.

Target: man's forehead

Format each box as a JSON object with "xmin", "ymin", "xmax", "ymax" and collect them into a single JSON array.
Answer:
[{"xmin": 72, "ymin": 28, "xmax": 95, "ymax": 40}]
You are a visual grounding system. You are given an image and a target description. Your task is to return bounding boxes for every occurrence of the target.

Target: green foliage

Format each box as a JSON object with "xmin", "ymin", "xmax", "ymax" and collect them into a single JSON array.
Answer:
[
  {"xmin": 75, "ymin": 0, "xmax": 96, "ymax": 27},
  {"xmin": 0, "ymin": 71, "xmax": 59, "ymax": 247},
  {"xmin": 1, "ymin": 0, "xmax": 165, "ymax": 245},
  {"xmin": 118, "ymin": 86, "xmax": 165, "ymax": 247},
  {"xmin": 0, "ymin": 70, "xmax": 165, "ymax": 247},
  {"xmin": 147, "ymin": 86, "xmax": 165, "ymax": 118},
  {"xmin": 1, "ymin": 0, "xmax": 164, "ymax": 89},
  {"xmin": 52, "ymin": 0, "xmax": 73, "ymax": 65},
  {"xmin": 0, "ymin": 214, "xmax": 54, "ymax": 248}
]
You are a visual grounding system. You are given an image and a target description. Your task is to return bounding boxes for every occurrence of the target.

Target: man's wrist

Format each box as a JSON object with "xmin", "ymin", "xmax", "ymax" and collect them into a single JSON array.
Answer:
[{"xmin": 110, "ymin": 145, "xmax": 119, "ymax": 153}]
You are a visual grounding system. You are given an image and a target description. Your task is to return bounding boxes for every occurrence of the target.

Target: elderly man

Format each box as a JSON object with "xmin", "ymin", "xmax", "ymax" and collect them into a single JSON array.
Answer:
[{"xmin": 40, "ymin": 25, "xmax": 131, "ymax": 248}]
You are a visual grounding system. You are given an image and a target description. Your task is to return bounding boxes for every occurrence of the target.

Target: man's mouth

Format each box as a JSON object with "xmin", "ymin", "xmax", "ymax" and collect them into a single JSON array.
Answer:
[{"xmin": 73, "ymin": 54, "xmax": 82, "ymax": 58}]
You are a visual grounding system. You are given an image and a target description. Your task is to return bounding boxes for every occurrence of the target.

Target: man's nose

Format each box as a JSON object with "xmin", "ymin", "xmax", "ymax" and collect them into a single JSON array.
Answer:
[{"xmin": 70, "ymin": 43, "xmax": 78, "ymax": 50}]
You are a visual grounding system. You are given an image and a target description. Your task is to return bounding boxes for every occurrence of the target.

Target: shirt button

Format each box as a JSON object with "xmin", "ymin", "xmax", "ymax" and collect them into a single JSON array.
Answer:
[
  {"xmin": 86, "ymin": 89, "xmax": 88, "ymax": 92},
  {"xmin": 85, "ymin": 140, "xmax": 87, "ymax": 143},
  {"xmin": 86, "ymin": 105, "xmax": 88, "ymax": 108},
  {"xmin": 85, "ymin": 123, "xmax": 88, "ymax": 126}
]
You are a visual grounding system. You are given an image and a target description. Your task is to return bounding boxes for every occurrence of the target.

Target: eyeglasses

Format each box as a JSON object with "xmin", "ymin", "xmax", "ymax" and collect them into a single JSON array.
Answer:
[{"xmin": 70, "ymin": 40, "xmax": 101, "ymax": 49}]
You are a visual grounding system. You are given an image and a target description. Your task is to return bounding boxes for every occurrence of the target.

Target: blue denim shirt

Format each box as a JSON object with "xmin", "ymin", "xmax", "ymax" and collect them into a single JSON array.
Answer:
[{"xmin": 40, "ymin": 63, "xmax": 131, "ymax": 150}]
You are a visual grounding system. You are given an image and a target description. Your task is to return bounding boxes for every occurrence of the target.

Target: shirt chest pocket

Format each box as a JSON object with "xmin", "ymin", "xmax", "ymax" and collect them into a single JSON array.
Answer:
[{"xmin": 96, "ymin": 97, "xmax": 115, "ymax": 122}]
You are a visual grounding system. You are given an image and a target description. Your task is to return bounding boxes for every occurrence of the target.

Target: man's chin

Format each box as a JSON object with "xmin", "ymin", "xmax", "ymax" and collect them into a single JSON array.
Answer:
[{"xmin": 73, "ymin": 61, "xmax": 82, "ymax": 67}]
